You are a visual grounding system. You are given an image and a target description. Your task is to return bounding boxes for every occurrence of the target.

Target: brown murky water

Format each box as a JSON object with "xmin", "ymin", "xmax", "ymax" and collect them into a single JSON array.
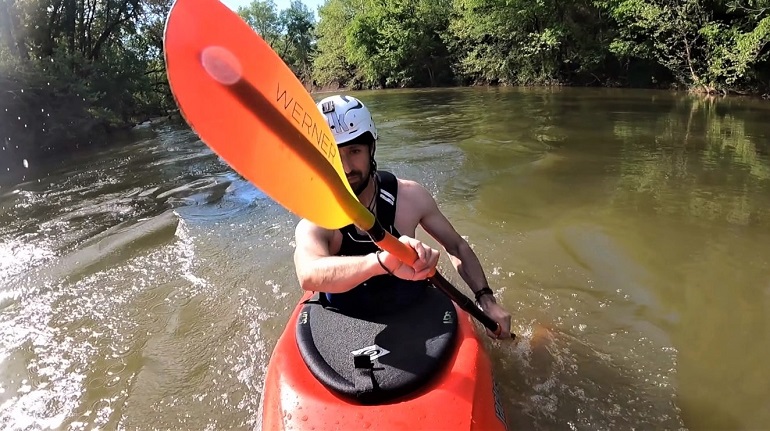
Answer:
[{"xmin": 1, "ymin": 87, "xmax": 769, "ymax": 430}]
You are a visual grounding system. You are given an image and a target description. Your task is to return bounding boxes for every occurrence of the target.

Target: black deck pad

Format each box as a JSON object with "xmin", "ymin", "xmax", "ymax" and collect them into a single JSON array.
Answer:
[{"xmin": 296, "ymin": 285, "xmax": 459, "ymax": 404}]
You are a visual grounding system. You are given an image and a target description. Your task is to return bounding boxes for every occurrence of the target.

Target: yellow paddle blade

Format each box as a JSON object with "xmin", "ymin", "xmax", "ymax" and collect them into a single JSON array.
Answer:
[{"xmin": 163, "ymin": 0, "xmax": 374, "ymax": 230}]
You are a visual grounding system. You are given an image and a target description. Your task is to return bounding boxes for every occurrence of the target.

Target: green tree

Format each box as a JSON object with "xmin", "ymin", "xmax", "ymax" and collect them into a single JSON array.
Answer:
[
  {"xmin": 705, "ymin": 1, "xmax": 770, "ymax": 91},
  {"xmin": 338, "ymin": 0, "xmax": 453, "ymax": 88},
  {"xmin": 599, "ymin": 0, "xmax": 770, "ymax": 93},
  {"xmin": 1, "ymin": 0, "xmax": 175, "ymax": 167},
  {"xmin": 313, "ymin": 0, "xmax": 359, "ymax": 87},
  {"xmin": 238, "ymin": 0, "xmax": 282, "ymax": 48},
  {"xmin": 279, "ymin": 0, "xmax": 316, "ymax": 83},
  {"xmin": 238, "ymin": 0, "xmax": 316, "ymax": 84},
  {"xmin": 446, "ymin": 0, "xmax": 612, "ymax": 85}
]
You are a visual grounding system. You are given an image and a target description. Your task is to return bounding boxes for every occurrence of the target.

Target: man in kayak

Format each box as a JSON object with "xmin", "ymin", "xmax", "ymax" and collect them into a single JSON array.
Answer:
[{"xmin": 293, "ymin": 95, "xmax": 513, "ymax": 339}]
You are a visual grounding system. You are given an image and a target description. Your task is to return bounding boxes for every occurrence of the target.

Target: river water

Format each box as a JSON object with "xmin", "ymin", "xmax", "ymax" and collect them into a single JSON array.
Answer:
[{"xmin": 1, "ymin": 87, "xmax": 768, "ymax": 430}]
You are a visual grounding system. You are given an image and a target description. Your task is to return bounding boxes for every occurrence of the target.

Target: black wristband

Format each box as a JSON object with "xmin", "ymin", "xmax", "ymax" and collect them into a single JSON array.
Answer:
[
  {"xmin": 474, "ymin": 287, "xmax": 494, "ymax": 302},
  {"xmin": 375, "ymin": 250, "xmax": 395, "ymax": 276}
]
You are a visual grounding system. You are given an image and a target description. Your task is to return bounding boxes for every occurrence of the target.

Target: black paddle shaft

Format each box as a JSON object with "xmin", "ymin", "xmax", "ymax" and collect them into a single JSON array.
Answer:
[{"xmin": 429, "ymin": 272, "xmax": 512, "ymax": 339}]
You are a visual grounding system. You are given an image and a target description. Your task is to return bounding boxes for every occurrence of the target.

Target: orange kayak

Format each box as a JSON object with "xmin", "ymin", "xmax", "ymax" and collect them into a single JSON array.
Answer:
[{"xmin": 258, "ymin": 285, "xmax": 509, "ymax": 430}]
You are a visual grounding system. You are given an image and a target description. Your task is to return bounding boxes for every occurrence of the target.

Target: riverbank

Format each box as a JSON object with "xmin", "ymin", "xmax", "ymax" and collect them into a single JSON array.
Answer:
[
  {"xmin": 1, "ymin": 77, "xmax": 115, "ymax": 152},
  {"xmin": 0, "ymin": 71, "xmax": 184, "ymax": 186}
]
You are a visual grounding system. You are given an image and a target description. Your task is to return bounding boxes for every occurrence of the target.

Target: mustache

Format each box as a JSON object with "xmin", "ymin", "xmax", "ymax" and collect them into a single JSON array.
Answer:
[
  {"xmin": 346, "ymin": 170, "xmax": 370, "ymax": 195},
  {"xmin": 346, "ymin": 171, "xmax": 363, "ymax": 181}
]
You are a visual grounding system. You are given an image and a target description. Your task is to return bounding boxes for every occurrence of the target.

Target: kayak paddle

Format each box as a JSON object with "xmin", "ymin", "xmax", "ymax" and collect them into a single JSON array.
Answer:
[{"xmin": 163, "ymin": 0, "xmax": 513, "ymax": 339}]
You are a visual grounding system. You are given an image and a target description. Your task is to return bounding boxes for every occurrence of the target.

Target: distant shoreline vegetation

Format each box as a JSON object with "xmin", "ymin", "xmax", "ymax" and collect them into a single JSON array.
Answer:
[{"xmin": 1, "ymin": 0, "xmax": 768, "ymax": 172}]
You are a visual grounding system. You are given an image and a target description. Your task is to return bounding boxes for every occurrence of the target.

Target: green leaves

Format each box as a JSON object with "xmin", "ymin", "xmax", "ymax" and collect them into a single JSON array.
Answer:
[
  {"xmin": 599, "ymin": 0, "xmax": 770, "ymax": 92},
  {"xmin": 446, "ymin": 0, "xmax": 609, "ymax": 85},
  {"xmin": 238, "ymin": 0, "xmax": 282, "ymax": 47},
  {"xmin": 231, "ymin": 0, "xmax": 770, "ymax": 93},
  {"xmin": 314, "ymin": 0, "xmax": 452, "ymax": 88},
  {"xmin": 1, "ymin": 0, "xmax": 174, "ymax": 121},
  {"xmin": 238, "ymin": 0, "xmax": 316, "ymax": 83},
  {"xmin": 2, "ymin": 0, "xmax": 769, "ymax": 164}
]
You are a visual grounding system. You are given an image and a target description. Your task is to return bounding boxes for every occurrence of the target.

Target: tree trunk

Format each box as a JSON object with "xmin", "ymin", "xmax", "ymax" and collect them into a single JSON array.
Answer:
[
  {"xmin": 65, "ymin": 0, "xmax": 77, "ymax": 55},
  {"xmin": 44, "ymin": 0, "xmax": 63, "ymax": 56},
  {"xmin": 426, "ymin": 63, "xmax": 435, "ymax": 86},
  {"xmin": 85, "ymin": 0, "xmax": 96, "ymax": 55},
  {"xmin": 90, "ymin": 0, "xmax": 132, "ymax": 60},
  {"xmin": 77, "ymin": 0, "xmax": 85, "ymax": 55},
  {"xmin": 0, "ymin": 0, "xmax": 16, "ymax": 55},
  {"xmin": 0, "ymin": 0, "xmax": 29, "ymax": 61}
]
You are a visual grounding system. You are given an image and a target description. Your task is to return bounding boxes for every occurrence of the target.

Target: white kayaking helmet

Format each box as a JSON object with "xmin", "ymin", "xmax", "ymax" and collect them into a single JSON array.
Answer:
[
  {"xmin": 316, "ymin": 95, "xmax": 378, "ymax": 146},
  {"xmin": 317, "ymin": 95, "xmax": 379, "ymax": 194}
]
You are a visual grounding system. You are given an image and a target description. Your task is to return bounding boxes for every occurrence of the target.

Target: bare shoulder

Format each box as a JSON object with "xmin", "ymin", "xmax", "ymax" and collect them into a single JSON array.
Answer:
[
  {"xmin": 294, "ymin": 219, "xmax": 334, "ymax": 253},
  {"xmin": 395, "ymin": 177, "xmax": 463, "ymax": 248},
  {"xmin": 295, "ymin": 218, "xmax": 322, "ymax": 236},
  {"xmin": 396, "ymin": 178, "xmax": 438, "ymax": 210}
]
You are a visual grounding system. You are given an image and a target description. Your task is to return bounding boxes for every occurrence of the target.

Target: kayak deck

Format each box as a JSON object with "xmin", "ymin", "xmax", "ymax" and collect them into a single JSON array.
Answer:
[
  {"xmin": 259, "ymin": 289, "xmax": 509, "ymax": 430},
  {"xmin": 296, "ymin": 286, "xmax": 458, "ymax": 404}
]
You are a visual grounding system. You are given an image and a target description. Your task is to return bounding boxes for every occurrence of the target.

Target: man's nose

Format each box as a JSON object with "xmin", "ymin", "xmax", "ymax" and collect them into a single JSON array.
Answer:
[{"xmin": 341, "ymin": 156, "xmax": 352, "ymax": 174}]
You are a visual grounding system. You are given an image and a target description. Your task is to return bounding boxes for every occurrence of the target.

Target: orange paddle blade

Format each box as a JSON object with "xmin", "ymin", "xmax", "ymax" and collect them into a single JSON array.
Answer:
[{"xmin": 163, "ymin": 0, "xmax": 374, "ymax": 230}]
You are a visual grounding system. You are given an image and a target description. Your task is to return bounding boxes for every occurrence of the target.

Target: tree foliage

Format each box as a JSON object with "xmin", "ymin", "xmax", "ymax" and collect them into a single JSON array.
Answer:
[
  {"xmin": 238, "ymin": 0, "xmax": 316, "ymax": 84},
  {"xmin": 311, "ymin": 0, "xmax": 770, "ymax": 93},
  {"xmin": 1, "ymin": 0, "xmax": 769, "ymax": 168},
  {"xmin": 344, "ymin": 0, "xmax": 452, "ymax": 88},
  {"xmin": 1, "ymin": 0, "xmax": 174, "ymax": 166}
]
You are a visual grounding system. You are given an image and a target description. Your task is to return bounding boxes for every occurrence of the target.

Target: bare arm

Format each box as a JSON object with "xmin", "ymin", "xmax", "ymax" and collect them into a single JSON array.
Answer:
[
  {"xmin": 408, "ymin": 183, "xmax": 490, "ymax": 295},
  {"xmin": 409, "ymin": 181, "xmax": 512, "ymax": 340},
  {"xmin": 293, "ymin": 219, "xmax": 387, "ymax": 293}
]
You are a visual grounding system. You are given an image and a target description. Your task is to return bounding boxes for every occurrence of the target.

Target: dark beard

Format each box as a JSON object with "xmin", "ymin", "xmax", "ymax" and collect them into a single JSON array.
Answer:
[{"xmin": 353, "ymin": 173, "xmax": 371, "ymax": 195}]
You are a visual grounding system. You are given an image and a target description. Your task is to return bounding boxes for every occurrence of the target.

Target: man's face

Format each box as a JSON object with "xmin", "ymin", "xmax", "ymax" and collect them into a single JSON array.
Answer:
[{"xmin": 339, "ymin": 143, "xmax": 371, "ymax": 195}]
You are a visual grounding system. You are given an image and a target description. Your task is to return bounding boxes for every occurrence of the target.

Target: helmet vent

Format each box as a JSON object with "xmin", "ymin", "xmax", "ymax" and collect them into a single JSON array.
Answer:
[{"xmin": 321, "ymin": 101, "xmax": 335, "ymax": 113}]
